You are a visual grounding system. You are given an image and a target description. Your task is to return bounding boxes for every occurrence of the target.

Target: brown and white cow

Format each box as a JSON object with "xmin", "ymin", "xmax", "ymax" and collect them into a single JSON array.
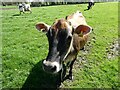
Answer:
[{"xmin": 35, "ymin": 11, "xmax": 92, "ymax": 83}]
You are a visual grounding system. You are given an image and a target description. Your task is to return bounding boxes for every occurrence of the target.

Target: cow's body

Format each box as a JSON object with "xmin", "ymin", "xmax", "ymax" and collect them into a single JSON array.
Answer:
[
  {"xmin": 18, "ymin": 3, "xmax": 32, "ymax": 14},
  {"xmin": 35, "ymin": 11, "xmax": 92, "ymax": 85},
  {"xmin": 66, "ymin": 11, "xmax": 87, "ymax": 28},
  {"xmin": 87, "ymin": 0, "xmax": 95, "ymax": 10}
]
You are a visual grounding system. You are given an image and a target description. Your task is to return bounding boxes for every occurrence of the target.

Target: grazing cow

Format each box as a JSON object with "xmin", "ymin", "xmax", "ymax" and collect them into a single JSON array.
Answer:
[
  {"xmin": 87, "ymin": 0, "xmax": 95, "ymax": 10},
  {"xmin": 18, "ymin": 3, "xmax": 32, "ymax": 14},
  {"xmin": 35, "ymin": 11, "xmax": 92, "ymax": 84}
]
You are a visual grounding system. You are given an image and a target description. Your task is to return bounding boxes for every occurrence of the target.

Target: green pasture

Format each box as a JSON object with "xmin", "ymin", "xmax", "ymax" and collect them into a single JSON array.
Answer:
[{"xmin": 1, "ymin": 2, "xmax": 119, "ymax": 89}]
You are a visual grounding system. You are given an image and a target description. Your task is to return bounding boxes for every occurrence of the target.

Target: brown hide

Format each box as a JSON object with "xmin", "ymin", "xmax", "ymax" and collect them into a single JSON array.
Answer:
[
  {"xmin": 66, "ymin": 11, "xmax": 91, "ymax": 55},
  {"xmin": 53, "ymin": 19, "xmax": 68, "ymax": 30},
  {"xmin": 66, "ymin": 11, "xmax": 88, "ymax": 28},
  {"xmin": 73, "ymin": 34, "xmax": 89, "ymax": 52}
]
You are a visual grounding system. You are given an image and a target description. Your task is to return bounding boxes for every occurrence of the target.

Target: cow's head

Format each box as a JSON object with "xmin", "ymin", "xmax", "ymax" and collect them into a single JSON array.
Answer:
[
  {"xmin": 36, "ymin": 18, "xmax": 91, "ymax": 74},
  {"xmin": 19, "ymin": 4, "xmax": 23, "ymax": 8}
]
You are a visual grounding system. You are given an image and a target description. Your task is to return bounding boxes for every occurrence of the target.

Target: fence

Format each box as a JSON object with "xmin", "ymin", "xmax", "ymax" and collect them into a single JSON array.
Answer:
[{"xmin": 1, "ymin": 0, "xmax": 119, "ymax": 6}]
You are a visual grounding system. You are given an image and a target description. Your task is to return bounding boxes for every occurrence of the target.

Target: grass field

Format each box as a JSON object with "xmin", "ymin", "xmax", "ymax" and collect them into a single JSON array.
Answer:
[{"xmin": 2, "ymin": 2, "xmax": 119, "ymax": 89}]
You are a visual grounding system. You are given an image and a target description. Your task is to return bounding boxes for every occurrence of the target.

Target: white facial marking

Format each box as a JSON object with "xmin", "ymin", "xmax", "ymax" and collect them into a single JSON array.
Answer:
[
  {"xmin": 43, "ymin": 60, "xmax": 62, "ymax": 73},
  {"xmin": 43, "ymin": 59, "xmax": 46, "ymax": 64},
  {"xmin": 52, "ymin": 62, "xmax": 62, "ymax": 73}
]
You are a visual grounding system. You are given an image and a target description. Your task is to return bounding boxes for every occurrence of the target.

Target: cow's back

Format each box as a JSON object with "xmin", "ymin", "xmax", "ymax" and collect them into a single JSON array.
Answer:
[{"xmin": 66, "ymin": 11, "xmax": 87, "ymax": 29}]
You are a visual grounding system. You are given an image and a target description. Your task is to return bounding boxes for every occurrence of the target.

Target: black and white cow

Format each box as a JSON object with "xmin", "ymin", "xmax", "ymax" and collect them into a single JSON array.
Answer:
[
  {"xmin": 18, "ymin": 3, "xmax": 32, "ymax": 14},
  {"xmin": 87, "ymin": 0, "xmax": 95, "ymax": 10}
]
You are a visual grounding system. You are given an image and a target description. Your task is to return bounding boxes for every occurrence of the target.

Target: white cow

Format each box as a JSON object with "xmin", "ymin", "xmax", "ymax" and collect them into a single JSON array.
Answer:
[{"xmin": 18, "ymin": 3, "xmax": 32, "ymax": 14}]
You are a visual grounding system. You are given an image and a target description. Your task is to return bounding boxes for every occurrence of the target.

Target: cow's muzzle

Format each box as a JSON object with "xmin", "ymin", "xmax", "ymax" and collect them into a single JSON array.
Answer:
[{"xmin": 42, "ymin": 60, "xmax": 62, "ymax": 74}]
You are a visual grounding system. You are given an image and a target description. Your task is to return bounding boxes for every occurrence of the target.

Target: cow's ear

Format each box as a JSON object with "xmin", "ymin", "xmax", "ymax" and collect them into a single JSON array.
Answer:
[
  {"xmin": 35, "ymin": 22, "xmax": 50, "ymax": 32},
  {"xmin": 74, "ymin": 25, "xmax": 92, "ymax": 36}
]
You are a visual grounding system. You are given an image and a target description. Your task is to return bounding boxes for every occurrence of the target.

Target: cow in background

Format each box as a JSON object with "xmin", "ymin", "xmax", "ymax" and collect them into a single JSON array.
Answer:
[
  {"xmin": 35, "ymin": 11, "xmax": 92, "ymax": 85},
  {"xmin": 87, "ymin": 0, "xmax": 95, "ymax": 10},
  {"xmin": 18, "ymin": 3, "xmax": 32, "ymax": 14}
]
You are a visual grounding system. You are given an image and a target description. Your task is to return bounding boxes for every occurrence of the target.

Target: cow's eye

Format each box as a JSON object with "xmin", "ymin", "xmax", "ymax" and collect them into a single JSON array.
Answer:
[
  {"xmin": 46, "ymin": 32, "xmax": 51, "ymax": 39},
  {"xmin": 67, "ymin": 35, "xmax": 72, "ymax": 41},
  {"xmin": 46, "ymin": 29, "xmax": 53, "ymax": 38}
]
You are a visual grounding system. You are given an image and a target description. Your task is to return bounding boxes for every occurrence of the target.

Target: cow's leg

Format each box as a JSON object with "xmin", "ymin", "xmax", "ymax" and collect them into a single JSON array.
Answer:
[
  {"xmin": 23, "ymin": 9, "xmax": 25, "ymax": 14},
  {"xmin": 29, "ymin": 10, "xmax": 32, "ymax": 13},
  {"xmin": 57, "ymin": 64, "xmax": 66, "ymax": 87},
  {"xmin": 57, "ymin": 68, "xmax": 63, "ymax": 87},
  {"xmin": 61, "ymin": 64, "xmax": 66, "ymax": 82},
  {"xmin": 57, "ymin": 70, "xmax": 62, "ymax": 87},
  {"xmin": 66, "ymin": 57, "xmax": 76, "ymax": 80},
  {"xmin": 58, "ymin": 64, "xmax": 66, "ymax": 81}
]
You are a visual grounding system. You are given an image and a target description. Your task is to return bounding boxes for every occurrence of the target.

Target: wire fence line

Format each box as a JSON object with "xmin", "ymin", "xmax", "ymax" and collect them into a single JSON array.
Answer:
[
  {"xmin": 0, "ymin": 0, "xmax": 119, "ymax": 6},
  {"xmin": 1, "ymin": 0, "xmax": 119, "ymax": 2}
]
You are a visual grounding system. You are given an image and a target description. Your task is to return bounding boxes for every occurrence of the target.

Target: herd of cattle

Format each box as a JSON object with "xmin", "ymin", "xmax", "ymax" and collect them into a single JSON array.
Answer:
[{"xmin": 36, "ymin": 11, "xmax": 92, "ymax": 85}]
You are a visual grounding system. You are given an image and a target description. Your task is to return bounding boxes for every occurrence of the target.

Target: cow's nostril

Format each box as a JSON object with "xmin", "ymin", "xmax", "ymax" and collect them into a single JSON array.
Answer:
[{"xmin": 51, "ymin": 65, "xmax": 57, "ymax": 71}]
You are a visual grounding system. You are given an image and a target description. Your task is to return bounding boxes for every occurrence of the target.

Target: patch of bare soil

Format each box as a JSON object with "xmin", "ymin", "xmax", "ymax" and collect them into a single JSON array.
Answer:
[
  {"xmin": 75, "ymin": 35, "xmax": 96, "ymax": 68},
  {"xmin": 106, "ymin": 39, "xmax": 119, "ymax": 60}
]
